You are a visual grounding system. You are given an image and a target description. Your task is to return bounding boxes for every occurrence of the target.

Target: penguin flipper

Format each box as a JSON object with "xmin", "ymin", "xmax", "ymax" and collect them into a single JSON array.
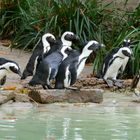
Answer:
[
  {"xmin": 104, "ymin": 79, "xmax": 114, "ymax": 87},
  {"xmin": 0, "ymin": 76, "xmax": 6, "ymax": 85},
  {"xmin": 70, "ymin": 66, "xmax": 77, "ymax": 86}
]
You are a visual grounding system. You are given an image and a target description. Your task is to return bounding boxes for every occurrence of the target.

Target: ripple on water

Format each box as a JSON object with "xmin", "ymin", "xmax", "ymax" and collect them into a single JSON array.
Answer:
[{"xmin": 0, "ymin": 101, "xmax": 140, "ymax": 140}]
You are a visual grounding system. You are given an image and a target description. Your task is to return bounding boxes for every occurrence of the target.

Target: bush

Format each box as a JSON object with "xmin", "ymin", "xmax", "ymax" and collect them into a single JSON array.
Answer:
[{"xmin": 0, "ymin": 0, "xmax": 140, "ymax": 77}]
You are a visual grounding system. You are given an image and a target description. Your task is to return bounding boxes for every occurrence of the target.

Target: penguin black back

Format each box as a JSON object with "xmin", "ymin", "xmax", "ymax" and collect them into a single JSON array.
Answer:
[
  {"xmin": 21, "ymin": 33, "xmax": 56, "ymax": 80},
  {"xmin": 55, "ymin": 49, "xmax": 80, "ymax": 89}
]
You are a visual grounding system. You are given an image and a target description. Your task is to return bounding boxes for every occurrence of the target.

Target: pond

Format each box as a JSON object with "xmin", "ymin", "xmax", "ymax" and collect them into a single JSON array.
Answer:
[{"xmin": 0, "ymin": 93, "xmax": 140, "ymax": 140}]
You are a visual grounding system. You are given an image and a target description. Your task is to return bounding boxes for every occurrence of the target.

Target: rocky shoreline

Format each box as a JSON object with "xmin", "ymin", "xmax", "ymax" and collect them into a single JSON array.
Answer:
[
  {"xmin": 0, "ymin": 87, "xmax": 103, "ymax": 105},
  {"xmin": 0, "ymin": 77, "xmax": 134, "ymax": 106}
]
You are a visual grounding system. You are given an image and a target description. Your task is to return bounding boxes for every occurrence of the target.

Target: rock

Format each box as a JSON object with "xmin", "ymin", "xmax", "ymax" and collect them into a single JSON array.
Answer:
[
  {"xmin": 0, "ymin": 91, "xmax": 15, "ymax": 105},
  {"xmin": 28, "ymin": 89, "xmax": 103, "ymax": 104},
  {"xmin": 14, "ymin": 93, "xmax": 30, "ymax": 102}
]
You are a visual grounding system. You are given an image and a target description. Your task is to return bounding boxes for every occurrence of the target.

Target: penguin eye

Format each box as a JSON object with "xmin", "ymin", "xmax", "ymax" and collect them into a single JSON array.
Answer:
[{"xmin": 9, "ymin": 66, "xmax": 18, "ymax": 73}]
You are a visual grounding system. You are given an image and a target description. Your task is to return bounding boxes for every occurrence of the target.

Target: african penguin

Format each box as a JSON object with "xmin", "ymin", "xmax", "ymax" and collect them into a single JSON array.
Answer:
[
  {"xmin": 0, "ymin": 58, "xmax": 21, "ymax": 85},
  {"xmin": 21, "ymin": 33, "xmax": 56, "ymax": 80},
  {"xmin": 28, "ymin": 31, "xmax": 79, "ymax": 89},
  {"xmin": 55, "ymin": 49, "xmax": 80, "ymax": 89},
  {"xmin": 100, "ymin": 39, "xmax": 132, "ymax": 87},
  {"xmin": 55, "ymin": 40, "xmax": 104, "ymax": 89}
]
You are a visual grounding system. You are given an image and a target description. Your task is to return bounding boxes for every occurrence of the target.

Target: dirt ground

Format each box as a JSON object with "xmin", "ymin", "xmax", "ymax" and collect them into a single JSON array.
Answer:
[{"xmin": 103, "ymin": 0, "xmax": 139, "ymax": 10}]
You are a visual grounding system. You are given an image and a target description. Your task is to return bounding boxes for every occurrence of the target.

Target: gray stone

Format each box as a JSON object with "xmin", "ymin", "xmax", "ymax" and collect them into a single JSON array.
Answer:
[
  {"xmin": 0, "ymin": 91, "xmax": 15, "ymax": 105},
  {"xmin": 28, "ymin": 89, "xmax": 103, "ymax": 104}
]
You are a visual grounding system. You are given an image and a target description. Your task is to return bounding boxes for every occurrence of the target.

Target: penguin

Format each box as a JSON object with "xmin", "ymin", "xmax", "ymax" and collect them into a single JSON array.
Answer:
[
  {"xmin": 21, "ymin": 33, "xmax": 56, "ymax": 80},
  {"xmin": 0, "ymin": 58, "xmax": 21, "ymax": 86},
  {"xmin": 55, "ymin": 49, "xmax": 80, "ymax": 89},
  {"xmin": 55, "ymin": 40, "xmax": 104, "ymax": 89},
  {"xmin": 100, "ymin": 39, "xmax": 132, "ymax": 87},
  {"xmin": 28, "ymin": 31, "xmax": 79, "ymax": 89}
]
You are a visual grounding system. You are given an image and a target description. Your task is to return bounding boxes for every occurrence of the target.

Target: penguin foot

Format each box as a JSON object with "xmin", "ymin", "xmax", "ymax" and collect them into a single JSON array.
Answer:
[
  {"xmin": 112, "ymin": 79, "xmax": 124, "ymax": 88},
  {"xmin": 113, "ymin": 81, "xmax": 123, "ymax": 88},
  {"xmin": 42, "ymin": 85, "xmax": 47, "ymax": 89},
  {"xmin": 104, "ymin": 79, "xmax": 114, "ymax": 87},
  {"xmin": 105, "ymin": 78, "xmax": 124, "ymax": 88},
  {"xmin": 42, "ymin": 85, "xmax": 53, "ymax": 90}
]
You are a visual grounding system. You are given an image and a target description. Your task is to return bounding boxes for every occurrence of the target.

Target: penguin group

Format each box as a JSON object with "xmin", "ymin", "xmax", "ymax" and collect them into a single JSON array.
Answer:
[
  {"xmin": 0, "ymin": 31, "xmax": 139, "ymax": 94},
  {"xmin": 26, "ymin": 31, "xmax": 104, "ymax": 89}
]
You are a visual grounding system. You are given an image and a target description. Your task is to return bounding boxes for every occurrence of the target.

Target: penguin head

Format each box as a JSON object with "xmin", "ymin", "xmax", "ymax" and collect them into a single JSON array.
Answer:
[
  {"xmin": 61, "ymin": 31, "xmax": 79, "ymax": 47},
  {"xmin": 123, "ymin": 39, "xmax": 131, "ymax": 47},
  {"xmin": 117, "ymin": 47, "xmax": 132, "ymax": 58},
  {"xmin": 85, "ymin": 40, "xmax": 104, "ymax": 52},
  {"xmin": 42, "ymin": 33, "xmax": 56, "ymax": 53},
  {"xmin": 42, "ymin": 33, "xmax": 55, "ymax": 44},
  {"xmin": 5, "ymin": 62, "xmax": 22, "ymax": 77}
]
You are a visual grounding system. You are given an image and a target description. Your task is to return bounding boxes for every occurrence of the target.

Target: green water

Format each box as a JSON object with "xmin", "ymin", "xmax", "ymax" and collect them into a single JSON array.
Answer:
[{"xmin": 0, "ymin": 99, "xmax": 140, "ymax": 140}]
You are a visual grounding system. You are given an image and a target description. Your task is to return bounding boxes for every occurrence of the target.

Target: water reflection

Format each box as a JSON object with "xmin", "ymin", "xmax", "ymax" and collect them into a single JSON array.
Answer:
[{"xmin": 0, "ymin": 102, "xmax": 140, "ymax": 140}]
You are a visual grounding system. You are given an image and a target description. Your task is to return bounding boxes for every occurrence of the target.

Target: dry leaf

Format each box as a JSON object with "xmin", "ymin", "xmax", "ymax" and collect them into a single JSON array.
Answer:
[{"xmin": 3, "ymin": 86, "xmax": 17, "ymax": 90}]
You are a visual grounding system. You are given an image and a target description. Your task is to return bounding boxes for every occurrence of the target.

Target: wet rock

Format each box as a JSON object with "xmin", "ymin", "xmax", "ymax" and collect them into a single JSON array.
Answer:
[
  {"xmin": 14, "ymin": 93, "xmax": 30, "ymax": 102},
  {"xmin": 0, "ymin": 91, "xmax": 15, "ymax": 105},
  {"xmin": 28, "ymin": 89, "xmax": 103, "ymax": 104}
]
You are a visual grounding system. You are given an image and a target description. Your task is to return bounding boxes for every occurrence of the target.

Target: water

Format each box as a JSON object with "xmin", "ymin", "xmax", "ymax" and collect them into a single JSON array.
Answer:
[{"xmin": 0, "ymin": 95, "xmax": 140, "ymax": 140}]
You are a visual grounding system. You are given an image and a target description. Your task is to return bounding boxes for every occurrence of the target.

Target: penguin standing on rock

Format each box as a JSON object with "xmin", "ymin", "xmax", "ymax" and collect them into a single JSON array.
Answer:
[
  {"xmin": 100, "ymin": 39, "xmax": 132, "ymax": 87},
  {"xmin": 21, "ymin": 33, "xmax": 56, "ymax": 80},
  {"xmin": 28, "ymin": 31, "xmax": 79, "ymax": 89},
  {"xmin": 55, "ymin": 40, "xmax": 104, "ymax": 89},
  {"xmin": 0, "ymin": 58, "xmax": 21, "ymax": 86}
]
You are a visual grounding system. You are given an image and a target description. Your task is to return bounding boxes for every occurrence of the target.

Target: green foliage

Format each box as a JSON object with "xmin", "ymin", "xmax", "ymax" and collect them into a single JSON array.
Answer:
[{"xmin": 0, "ymin": 0, "xmax": 140, "ymax": 77}]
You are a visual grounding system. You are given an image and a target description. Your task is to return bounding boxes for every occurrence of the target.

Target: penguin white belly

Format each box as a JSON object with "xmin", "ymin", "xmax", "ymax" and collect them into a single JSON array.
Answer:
[
  {"xmin": 122, "ymin": 57, "xmax": 129, "ymax": 71},
  {"xmin": 64, "ymin": 66, "xmax": 71, "ymax": 87},
  {"xmin": 104, "ymin": 58, "xmax": 124, "ymax": 80},
  {"xmin": 33, "ymin": 56, "xmax": 39, "ymax": 75},
  {"xmin": 77, "ymin": 60, "xmax": 86, "ymax": 77}
]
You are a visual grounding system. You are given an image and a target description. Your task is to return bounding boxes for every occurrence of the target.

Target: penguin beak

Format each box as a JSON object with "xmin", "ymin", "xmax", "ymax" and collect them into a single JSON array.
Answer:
[
  {"xmin": 89, "ymin": 43, "xmax": 105, "ymax": 51},
  {"xmin": 71, "ymin": 35, "xmax": 79, "ymax": 43},
  {"xmin": 17, "ymin": 70, "xmax": 22, "ymax": 77}
]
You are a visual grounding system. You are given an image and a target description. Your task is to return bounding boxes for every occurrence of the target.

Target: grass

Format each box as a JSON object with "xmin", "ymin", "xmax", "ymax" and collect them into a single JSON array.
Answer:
[{"xmin": 0, "ymin": 0, "xmax": 140, "ymax": 77}]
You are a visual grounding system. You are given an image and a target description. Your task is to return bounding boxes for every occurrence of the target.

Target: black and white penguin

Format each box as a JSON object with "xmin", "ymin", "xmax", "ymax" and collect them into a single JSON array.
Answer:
[
  {"xmin": 21, "ymin": 33, "xmax": 56, "ymax": 80},
  {"xmin": 55, "ymin": 40, "xmax": 104, "ymax": 89},
  {"xmin": 28, "ymin": 31, "xmax": 79, "ymax": 89},
  {"xmin": 0, "ymin": 58, "xmax": 21, "ymax": 85},
  {"xmin": 100, "ymin": 39, "xmax": 132, "ymax": 87}
]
